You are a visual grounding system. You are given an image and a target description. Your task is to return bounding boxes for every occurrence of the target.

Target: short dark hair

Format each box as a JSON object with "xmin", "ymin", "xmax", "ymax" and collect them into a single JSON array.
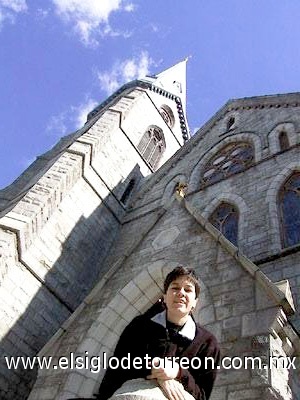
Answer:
[{"xmin": 163, "ymin": 266, "xmax": 200, "ymax": 298}]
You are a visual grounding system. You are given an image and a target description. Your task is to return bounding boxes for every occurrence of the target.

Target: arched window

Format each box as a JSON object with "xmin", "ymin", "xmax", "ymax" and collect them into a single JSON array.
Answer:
[
  {"xmin": 209, "ymin": 202, "xmax": 239, "ymax": 246},
  {"xmin": 137, "ymin": 126, "xmax": 165, "ymax": 170},
  {"xmin": 226, "ymin": 116, "xmax": 235, "ymax": 131},
  {"xmin": 201, "ymin": 142, "xmax": 254, "ymax": 186},
  {"xmin": 279, "ymin": 131, "xmax": 289, "ymax": 151},
  {"xmin": 279, "ymin": 172, "xmax": 300, "ymax": 248}
]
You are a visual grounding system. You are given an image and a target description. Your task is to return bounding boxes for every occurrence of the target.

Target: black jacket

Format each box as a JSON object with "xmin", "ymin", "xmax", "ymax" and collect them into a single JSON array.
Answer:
[{"xmin": 97, "ymin": 305, "xmax": 220, "ymax": 400}]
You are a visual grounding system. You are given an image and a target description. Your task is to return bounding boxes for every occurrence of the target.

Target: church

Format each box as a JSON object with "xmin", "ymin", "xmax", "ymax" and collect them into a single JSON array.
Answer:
[{"xmin": 0, "ymin": 60, "xmax": 299, "ymax": 400}]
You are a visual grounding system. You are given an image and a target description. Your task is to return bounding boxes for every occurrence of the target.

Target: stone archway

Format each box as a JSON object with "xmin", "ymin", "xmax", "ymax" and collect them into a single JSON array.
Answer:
[{"xmin": 54, "ymin": 259, "xmax": 211, "ymax": 399}]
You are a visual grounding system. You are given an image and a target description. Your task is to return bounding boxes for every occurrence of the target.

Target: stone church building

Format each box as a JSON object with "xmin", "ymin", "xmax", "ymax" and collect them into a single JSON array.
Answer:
[{"xmin": 0, "ymin": 61, "xmax": 299, "ymax": 400}]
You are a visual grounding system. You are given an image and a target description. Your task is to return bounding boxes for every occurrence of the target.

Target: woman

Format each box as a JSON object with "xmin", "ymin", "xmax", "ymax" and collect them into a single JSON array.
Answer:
[
  {"xmin": 68, "ymin": 266, "xmax": 220, "ymax": 399},
  {"xmin": 96, "ymin": 266, "xmax": 220, "ymax": 400}
]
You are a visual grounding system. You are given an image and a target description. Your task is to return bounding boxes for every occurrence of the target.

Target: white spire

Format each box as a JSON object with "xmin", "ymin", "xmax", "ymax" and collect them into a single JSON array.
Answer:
[{"xmin": 145, "ymin": 58, "xmax": 188, "ymax": 113}]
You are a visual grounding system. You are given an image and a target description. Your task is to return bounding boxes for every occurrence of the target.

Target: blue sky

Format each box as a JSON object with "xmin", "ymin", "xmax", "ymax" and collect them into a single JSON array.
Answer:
[{"xmin": 1, "ymin": 0, "xmax": 300, "ymax": 189}]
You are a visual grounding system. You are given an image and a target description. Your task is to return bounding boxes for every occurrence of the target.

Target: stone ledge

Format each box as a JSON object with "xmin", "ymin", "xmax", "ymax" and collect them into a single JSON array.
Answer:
[{"xmin": 110, "ymin": 378, "xmax": 194, "ymax": 400}]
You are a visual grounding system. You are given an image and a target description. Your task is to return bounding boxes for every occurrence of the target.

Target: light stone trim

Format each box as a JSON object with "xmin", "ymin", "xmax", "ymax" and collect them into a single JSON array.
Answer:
[
  {"xmin": 266, "ymin": 162, "xmax": 300, "ymax": 252},
  {"xmin": 201, "ymin": 192, "xmax": 249, "ymax": 244},
  {"xmin": 270, "ymin": 309, "xmax": 300, "ymax": 356},
  {"xmin": 152, "ymin": 226, "xmax": 181, "ymax": 250},
  {"xmin": 267, "ymin": 122, "xmax": 299, "ymax": 154},
  {"xmin": 188, "ymin": 132, "xmax": 263, "ymax": 192},
  {"xmin": 220, "ymin": 111, "xmax": 240, "ymax": 134}
]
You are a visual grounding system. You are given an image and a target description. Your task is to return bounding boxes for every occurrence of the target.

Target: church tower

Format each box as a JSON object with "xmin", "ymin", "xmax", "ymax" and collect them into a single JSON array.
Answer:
[{"xmin": 0, "ymin": 61, "xmax": 189, "ymax": 400}]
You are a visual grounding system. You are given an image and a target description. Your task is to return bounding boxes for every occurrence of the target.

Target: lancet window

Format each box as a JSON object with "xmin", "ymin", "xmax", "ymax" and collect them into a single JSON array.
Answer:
[
  {"xmin": 201, "ymin": 142, "xmax": 254, "ymax": 186},
  {"xmin": 209, "ymin": 202, "xmax": 239, "ymax": 246},
  {"xmin": 226, "ymin": 116, "xmax": 235, "ymax": 131},
  {"xmin": 279, "ymin": 172, "xmax": 300, "ymax": 248},
  {"xmin": 279, "ymin": 131, "xmax": 289, "ymax": 151},
  {"xmin": 137, "ymin": 126, "xmax": 165, "ymax": 170}
]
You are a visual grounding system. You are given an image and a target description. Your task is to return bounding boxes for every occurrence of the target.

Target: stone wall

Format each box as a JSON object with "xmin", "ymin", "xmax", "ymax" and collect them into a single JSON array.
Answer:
[{"xmin": 28, "ymin": 196, "xmax": 298, "ymax": 399}]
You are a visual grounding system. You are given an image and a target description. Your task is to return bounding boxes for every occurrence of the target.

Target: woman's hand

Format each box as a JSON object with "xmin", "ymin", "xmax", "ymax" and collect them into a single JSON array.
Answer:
[
  {"xmin": 157, "ymin": 379, "xmax": 189, "ymax": 400},
  {"xmin": 147, "ymin": 357, "xmax": 180, "ymax": 380}
]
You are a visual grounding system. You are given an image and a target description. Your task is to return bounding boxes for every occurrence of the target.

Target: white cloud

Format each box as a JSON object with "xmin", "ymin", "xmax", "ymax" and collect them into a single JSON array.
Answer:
[
  {"xmin": 0, "ymin": 0, "xmax": 27, "ymax": 28},
  {"xmin": 46, "ymin": 112, "xmax": 68, "ymax": 138},
  {"xmin": 124, "ymin": 3, "xmax": 135, "ymax": 12},
  {"xmin": 36, "ymin": 8, "xmax": 50, "ymax": 20},
  {"xmin": 97, "ymin": 51, "xmax": 153, "ymax": 95},
  {"xmin": 101, "ymin": 23, "xmax": 132, "ymax": 39},
  {"xmin": 74, "ymin": 98, "xmax": 98, "ymax": 128},
  {"xmin": 0, "ymin": 0, "xmax": 27, "ymax": 13},
  {"xmin": 51, "ymin": 0, "xmax": 134, "ymax": 46},
  {"xmin": 150, "ymin": 23, "xmax": 159, "ymax": 33},
  {"xmin": 46, "ymin": 97, "xmax": 98, "ymax": 138}
]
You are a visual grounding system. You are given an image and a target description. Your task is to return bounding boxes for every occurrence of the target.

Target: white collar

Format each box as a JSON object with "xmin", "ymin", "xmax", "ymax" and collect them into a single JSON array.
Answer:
[{"xmin": 151, "ymin": 310, "xmax": 196, "ymax": 340}]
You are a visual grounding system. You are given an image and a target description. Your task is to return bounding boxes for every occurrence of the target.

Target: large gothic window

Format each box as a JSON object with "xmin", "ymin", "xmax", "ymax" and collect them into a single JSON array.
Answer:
[
  {"xmin": 279, "ymin": 172, "xmax": 300, "ymax": 248},
  {"xmin": 201, "ymin": 142, "xmax": 254, "ymax": 186},
  {"xmin": 137, "ymin": 126, "xmax": 165, "ymax": 170},
  {"xmin": 209, "ymin": 202, "xmax": 239, "ymax": 246}
]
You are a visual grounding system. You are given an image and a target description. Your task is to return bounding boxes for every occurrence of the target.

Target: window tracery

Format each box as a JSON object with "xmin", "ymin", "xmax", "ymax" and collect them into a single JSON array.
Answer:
[
  {"xmin": 279, "ymin": 172, "xmax": 300, "ymax": 248},
  {"xmin": 209, "ymin": 202, "xmax": 239, "ymax": 246},
  {"xmin": 201, "ymin": 142, "xmax": 254, "ymax": 186},
  {"xmin": 159, "ymin": 105, "xmax": 175, "ymax": 129},
  {"xmin": 137, "ymin": 126, "xmax": 165, "ymax": 170}
]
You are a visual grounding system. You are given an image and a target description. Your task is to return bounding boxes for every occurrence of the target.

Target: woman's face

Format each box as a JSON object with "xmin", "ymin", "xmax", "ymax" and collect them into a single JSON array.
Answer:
[{"xmin": 163, "ymin": 276, "xmax": 198, "ymax": 322}]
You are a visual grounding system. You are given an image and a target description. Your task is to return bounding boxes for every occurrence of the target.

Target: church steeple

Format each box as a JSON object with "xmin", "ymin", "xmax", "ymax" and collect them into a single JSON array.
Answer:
[
  {"xmin": 86, "ymin": 59, "xmax": 190, "ymax": 143},
  {"xmin": 137, "ymin": 59, "xmax": 189, "ymax": 143},
  {"xmin": 143, "ymin": 58, "xmax": 188, "ymax": 117}
]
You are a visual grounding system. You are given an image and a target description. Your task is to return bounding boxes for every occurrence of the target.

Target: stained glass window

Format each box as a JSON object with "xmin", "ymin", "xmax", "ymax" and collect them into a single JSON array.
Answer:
[
  {"xmin": 137, "ymin": 126, "xmax": 165, "ymax": 170},
  {"xmin": 279, "ymin": 173, "xmax": 300, "ymax": 248},
  {"xmin": 209, "ymin": 202, "xmax": 239, "ymax": 246},
  {"xmin": 201, "ymin": 142, "xmax": 254, "ymax": 186}
]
